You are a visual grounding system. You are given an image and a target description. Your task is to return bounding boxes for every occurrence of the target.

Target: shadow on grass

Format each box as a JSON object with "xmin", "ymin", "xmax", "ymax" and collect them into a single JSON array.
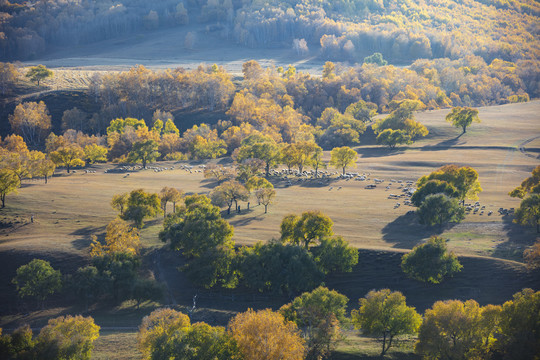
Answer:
[
  {"xmin": 354, "ymin": 146, "xmax": 406, "ymax": 158},
  {"xmin": 332, "ymin": 351, "xmax": 419, "ymax": 360},
  {"xmin": 381, "ymin": 212, "xmax": 460, "ymax": 249},
  {"xmin": 490, "ymin": 214, "xmax": 539, "ymax": 260}
]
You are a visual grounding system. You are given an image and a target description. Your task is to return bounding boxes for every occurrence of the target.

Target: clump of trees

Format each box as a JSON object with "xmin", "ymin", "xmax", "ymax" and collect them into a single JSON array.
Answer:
[
  {"xmin": 401, "ymin": 236, "xmax": 463, "ymax": 283},
  {"xmin": 0, "ymin": 315, "xmax": 100, "ymax": 360},
  {"xmin": 413, "ymin": 165, "xmax": 482, "ymax": 226},
  {"xmin": 509, "ymin": 165, "xmax": 540, "ymax": 234}
]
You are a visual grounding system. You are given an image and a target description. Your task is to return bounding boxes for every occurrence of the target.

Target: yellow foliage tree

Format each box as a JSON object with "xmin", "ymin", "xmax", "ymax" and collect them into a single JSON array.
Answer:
[
  {"xmin": 228, "ymin": 308, "xmax": 305, "ymax": 360},
  {"xmin": 90, "ymin": 218, "xmax": 141, "ymax": 257}
]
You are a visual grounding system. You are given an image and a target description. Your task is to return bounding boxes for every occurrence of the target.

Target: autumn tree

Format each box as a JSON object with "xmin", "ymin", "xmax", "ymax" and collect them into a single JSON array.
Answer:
[
  {"xmin": 0, "ymin": 168, "xmax": 20, "ymax": 208},
  {"xmin": 345, "ymin": 100, "xmax": 378, "ymax": 122},
  {"xmin": 280, "ymin": 211, "xmax": 334, "ymax": 248},
  {"xmin": 122, "ymin": 189, "xmax": 162, "ymax": 228},
  {"xmin": 416, "ymin": 299, "xmax": 502, "ymax": 360},
  {"xmin": 311, "ymin": 146, "xmax": 325, "ymax": 178},
  {"xmin": 203, "ymin": 164, "xmax": 236, "ymax": 184},
  {"xmin": 509, "ymin": 165, "xmax": 540, "ymax": 199},
  {"xmin": 280, "ymin": 286, "xmax": 348, "ymax": 359},
  {"xmin": 111, "ymin": 193, "xmax": 128, "ymax": 216},
  {"xmin": 211, "ymin": 180, "xmax": 249, "ymax": 214},
  {"xmin": 83, "ymin": 144, "xmax": 108, "ymax": 164},
  {"xmin": 50, "ymin": 144, "xmax": 85, "ymax": 173},
  {"xmin": 257, "ymin": 187, "xmax": 276, "ymax": 213},
  {"xmin": 330, "ymin": 146, "xmax": 357, "ymax": 175},
  {"xmin": 35, "ymin": 315, "xmax": 100, "ymax": 360},
  {"xmin": 513, "ymin": 194, "xmax": 540, "ymax": 233},
  {"xmin": 524, "ymin": 239, "xmax": 540, "ymax": 269},
  {"xmin": 0, "ymin": 62, "xmax": 19, "ymax": 95},
  {"xmin": 494, "ymin": 288, "xmax": 540, "ymax": 359},
  {"xmin": 12, "ymin": 259, "xmax": 62, "ymax": 308},
  {"xmin": 235, "ymin": 136, "xmax": 281, "ymax": 177},
  {"xmin": 9, "ymin": 101, "xmax": 52, "ymax": 146},
  {"xmin": 245, "ymin": 176, "xmax": 273, "ymax": 204},
  {"xmin": 25, "ymin": 64, "xmax": 53, "ymax": 86},
  {"xmin": 401, "ymin": 236, "xmax": 462, "ymax": 283},
  {"xmin": 228, "ymin": 308, "xmax": 305, "ymax": 360},
  {"xmin": 90, "ymin": 218, "xmax": 141, "ymax": 257},
  {"xmin": 373, "ymin": 100, "xmax": 428, "ymax": 142},
  {"xmin": 352, "ymin": 289, "xmax": 422, "ymax": 356},
  {"xmin": 446, "ymin": 107, "xmax": 481, "ymax": 133},
  {"xmin": 61, "ymin": 107, "xmax": 88, "ymax": 132},
  {"xmin": 128, "ymin": 140, "xmax": 160, "ymax": 169},
  {"xmin": 411, "ymin": 179, "xmax": 461, "ymax": 207},
  {"xmin": 160, "ymin": 187, "xmax": 183, "ymax": 216},
  {"xmin": 417, "ymin": 193, "xmax": 465, "ymax": 227},
  {"xmin": 417, "ymin": 165, "xmax": 482, "ymax": 201},
  {"xmin": 32, "ymin": 155, "xmax": 56, "ymax": 183}
]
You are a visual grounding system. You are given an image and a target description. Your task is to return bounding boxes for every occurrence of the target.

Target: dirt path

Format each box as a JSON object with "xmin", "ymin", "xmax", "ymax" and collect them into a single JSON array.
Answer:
[{"xmin": 518, "ymin": 135, "xmax": 540, "ymax": 158}]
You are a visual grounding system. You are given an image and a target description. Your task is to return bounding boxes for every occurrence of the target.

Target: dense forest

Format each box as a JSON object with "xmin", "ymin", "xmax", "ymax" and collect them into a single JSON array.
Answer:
[{"xmin": 0, "ymin": 0, "xmax": 538, "ymax": 63}]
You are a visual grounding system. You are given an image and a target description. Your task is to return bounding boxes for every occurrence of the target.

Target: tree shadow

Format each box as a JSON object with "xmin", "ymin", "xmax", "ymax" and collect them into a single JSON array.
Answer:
[
  {"xmin": 70, "ymin": 225, "xmax": 105, "ymax": 250},
  {"xmin": 490, "ymin": 214, "xmax": 538, "ymax": 260},
  {"xmin": 433, "ymin": 133, "xmax": 464, "ymax": 147},
  {"xmin": 381, "ymin": 212, "xmax": 460, "ymax": 249},
  {"xmin": 354, "ymin": 146, "xmax": 405, "ymax": 158},
  {"xmin": 199, "ymin": 178, "xmax": 218, "ymax": 189}
]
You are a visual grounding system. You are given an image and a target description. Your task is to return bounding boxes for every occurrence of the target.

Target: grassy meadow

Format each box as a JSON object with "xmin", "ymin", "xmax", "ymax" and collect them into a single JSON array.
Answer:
[{"xmin": 0, "ymin": 100, "xmax": 538, "ymax": 358}]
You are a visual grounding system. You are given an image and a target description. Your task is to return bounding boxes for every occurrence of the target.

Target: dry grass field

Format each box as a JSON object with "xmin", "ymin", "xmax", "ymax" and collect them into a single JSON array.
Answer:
[{"xmin": 0, "ymin": 100, "xmax": 538, "ymax": 358}]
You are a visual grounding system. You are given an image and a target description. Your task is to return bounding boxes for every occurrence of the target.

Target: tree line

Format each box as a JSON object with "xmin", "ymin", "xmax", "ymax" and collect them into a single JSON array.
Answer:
[{"xmin": 2, "ymin": 286, "xmax": 538, "ymax": 359}]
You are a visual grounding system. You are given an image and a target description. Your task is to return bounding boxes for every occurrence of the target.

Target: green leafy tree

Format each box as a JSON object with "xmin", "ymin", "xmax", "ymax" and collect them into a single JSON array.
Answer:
[
  {"xmin": 238, "ymin": 242, "xmax": 323, "ymax": 294},
  {"xmin": 0, "ymin": 325, "xmax": 34, "ymax": 359},
  {"xmin": 446, "ymin": 107, "xmax": 481, "ymax": 133},
  {"xmin": 183, "ymin": 245, "xmax": 238, "ymax": 289},
  {"xmin": 376, "ymin": 129, "xmax": 411, "ymax": 148},
  {"xmin": 417, "ymin": 193, "xmax": 465, "ymax": 227},
  {"xmin": 92, "ymin": 252, "xmax": 140, "ymax": 303},
  {"xmin": 160, "ymin": 194, "xmax": 234, "ymax": 258},
  {"xmin": 312, "ymin": 236, "xmax": 358, "ymax": 274},
  {"xmin": 280, "ymin": 286, "xmax": 349, "ymax": 359},
  {"xmin": 401, "ymin": 236, "xmax": 462, "ymax": 283},
  {"xmin": 106, "ymin": 118, "xmax": 147, "ymax": 135},
  {"xmin": 163, "ymin": 119, "xmax": 180, "ymax": 135},
  {"xmin": 132, "ymin": 279, "xmax": 164, "ymax": 309},
  {"xmin": 0, "ymin": 168, "xmax": 20, "ymax": 208},
  {"xmin": 35, "ymin": 315, "xmax": 100, "ymax": 360},
  {"xmin": 122, "ymin": 189, "xmax": 162, "ymax": 228},
  {"xmin": 364, "ymin": 52, "xmax": 387, "ymax": 66},
  {"xmin": 280, "ymin": 211, "xmax": 334, "ymax": 248},
  {"xmin": 128, "ymin": 140, "xmax": 160, "ymax": 169},
  {"xmin": 12, "ymin": 259, "xmax": 62, "ymax": 308},
  {"xmin": 373, "ymin": 100, "xmax": 428, "ymax": 141},
  {"xmin": 70, "ymin": 266, "xmax": 100, "ymax": 312},
  {"xmin": 330, "ymin": 146, "xmax": 357, "ymax": 175},
  {"xmin": 311, "ymin": 146, "xmax": 326, "ymax": 178},
  {"xmin": 50, "ymin": 144, "xmax": 85, "ymax": 173},
  {"xmin": 514, "ymin": 193, "xmax": 540, "ymax": 233},
  {"xmin": 352, "ymin": 289, "xmax": 422, "ymax": 356},
  {"xmin": 411, "ymin": 179, "xmax": 461, "ymax": 207},
  {"xmin": 26, "ymin": 64, "xmax": 53, "ymax": 86}
]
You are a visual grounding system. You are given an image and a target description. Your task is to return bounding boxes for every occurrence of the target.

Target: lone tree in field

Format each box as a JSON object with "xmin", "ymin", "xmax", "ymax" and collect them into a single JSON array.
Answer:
[
  {"xmin": 122, "ymin": 189, "xmax": 162, "ymax": 228},
  {"xmin": 352, "ymin": 289, "xmax": 422, "ymax": 356},
  {"xmin": 257, "ymin": 187, "xmax": 276, "ymax": 213},
  {"xmin": 401, "ymin": 236, "xmax": 462, "ymax": 283},
  {"xmin": 12, "ymin": 259, "xmax": 62, "ymax": 308},
  {"xmin": 330, "ymin": 146, "xmax": 357, "ymax": 175},
  {"xmin": 25, "ymin": 65, "xmax": 53, "ymax": 86},
  {"xmin": 111, "ymin": 193, "xmax": 128, "ymax": 216},
  {"xmin": 211, "ymin": 180, "xmax": 249, "ymax": 214},
  {"xmin": 417, "ymin": 164, "xmax": 482, "ymax": 201},
  {"xmin": 159, "ymin": 186, "xmax": 183, "ymax": 216},
  {"xmin": 446, "ymin": 106, "xmax": 481, "ymax": 134}
]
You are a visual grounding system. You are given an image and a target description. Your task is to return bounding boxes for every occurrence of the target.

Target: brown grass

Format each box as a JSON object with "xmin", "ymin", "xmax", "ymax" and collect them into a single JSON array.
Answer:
[{"xmin": 0, "ymin": 100, "xmax": 538, "ymax": 357}]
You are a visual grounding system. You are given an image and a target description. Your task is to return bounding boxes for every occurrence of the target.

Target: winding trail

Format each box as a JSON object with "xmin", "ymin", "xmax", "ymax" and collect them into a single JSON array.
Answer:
[{"xmin": 518, "ymin": 135, "xmax": 540, "ymax": 158}]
